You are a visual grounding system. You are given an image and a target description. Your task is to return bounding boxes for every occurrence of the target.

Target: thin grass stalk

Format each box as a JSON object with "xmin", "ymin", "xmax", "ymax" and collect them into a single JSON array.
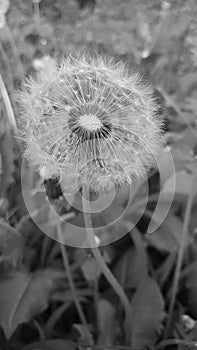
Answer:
[
  {"xmin": 57, "ymin": 223, "xmax": 93, "ymax": 343},
  {"xmin": 0, "ymin": 41, "xmax": 14, "ymax": 89},
  {"xmin": 4, "ymin": 24, "xmax": 24, "ymax": 76},
  {"xmin": 163, "ymin": 174, "xmax": 197, "ymax": 338},
  {"xmin": 0, "ymin": 73, "xmax": 17, "ymax": 130},
  {"xmin": 33, "ymin": 0, "xmax": 41, "ymax": 27}
]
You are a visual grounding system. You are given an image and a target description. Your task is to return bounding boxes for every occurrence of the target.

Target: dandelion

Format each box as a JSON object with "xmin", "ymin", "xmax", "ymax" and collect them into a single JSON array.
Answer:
[
  {"xmin": 17, "ymin": 53, "xmax": 163, "ymax": 193},
  {"xmin": 17, "ymin": 53, "xmax": 163, "ymax": 317}
]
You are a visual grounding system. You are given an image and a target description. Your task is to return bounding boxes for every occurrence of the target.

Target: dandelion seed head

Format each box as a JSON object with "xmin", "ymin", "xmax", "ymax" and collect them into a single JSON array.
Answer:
[{"xmin": 17, "ymin": 53, "xmax": 163, "ymax": 193}]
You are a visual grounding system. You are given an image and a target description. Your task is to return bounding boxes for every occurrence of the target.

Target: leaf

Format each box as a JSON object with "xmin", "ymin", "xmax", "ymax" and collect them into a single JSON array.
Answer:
[
  {"xmin": 185, "ymin": 263, "xmax": 197, "ymax": 317},
  {"xmin": 73, "ymin": 324, "xmax": 94, "ymax": 348},
  {"xmin": 156, "ymin": 251, "xmax": 176, "ymax": 287},
  {"xmin": 0, "ymin": 125, "xmax": 15, "ymax": 200},
  {"xmin": 169, "ymin": 129, "xmax": 197, "ymax": 154},
  {"xmin": 179, "ymin": 73, "xmax": 197, "ymax": 94},
  {"xmin": 112, "ymin": 228, "xmax": 148, "ymax": 290},
  {"xmin": 146, "ymin": 214, "xmax": 191, "ymax": 253},
  {"xmin": 81, "ymin": 256, "xmax": 101, "ymax": 282},
  {"xmin": 190, "ymin": 203, "xmax": 197, "ymax": 234},
  {"xmin": 0, "ymin": 219, "xmax": 23, "ymax": 268},
  {"xmin": 21, "ymin": 339, "xmax": 76, "ymax": 350},
  {"xmin": 21, "ymin": 159, "xmax": 49, "ymax": 216},
  {"xmin": 97, "ymin": 299, "xmax": 117, "ymax": 348},
  {"xmin": 0, "ymin": 269, "xmax": 61, "ymax": 338},
  {"xmin": 129, "ymin": 277, "xmax": 164, "ymax": 348}
]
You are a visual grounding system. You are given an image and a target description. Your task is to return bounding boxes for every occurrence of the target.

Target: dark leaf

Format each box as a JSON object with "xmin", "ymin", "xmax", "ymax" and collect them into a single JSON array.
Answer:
[
  {"xmin": 185, "ymin": 263, "xmax": 197, "ymax": 317},
  {"xmin": 156, "ymin": 251, "xmax": 176, "ymax": 287},
  {"xmin": 0, "ymin": 269, "xmax": 61, "ymax": 338}
]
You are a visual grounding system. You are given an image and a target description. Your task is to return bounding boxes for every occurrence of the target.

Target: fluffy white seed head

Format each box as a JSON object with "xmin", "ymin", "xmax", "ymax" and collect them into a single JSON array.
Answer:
[{"xmin": 17, "ymin": 53, "xmax": 163, "ymax": 193}]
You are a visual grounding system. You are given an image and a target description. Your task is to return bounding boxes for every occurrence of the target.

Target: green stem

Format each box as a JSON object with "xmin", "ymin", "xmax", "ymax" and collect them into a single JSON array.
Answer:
[{"xmin": 82, "ymin": 186, "xmax": 132, "ymax": 319}]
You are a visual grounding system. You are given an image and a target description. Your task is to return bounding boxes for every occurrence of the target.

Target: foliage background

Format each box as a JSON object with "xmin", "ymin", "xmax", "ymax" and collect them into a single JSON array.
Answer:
[{"xmin": 1, "ymin": 0, "xmax": 197, "ymax": 349}]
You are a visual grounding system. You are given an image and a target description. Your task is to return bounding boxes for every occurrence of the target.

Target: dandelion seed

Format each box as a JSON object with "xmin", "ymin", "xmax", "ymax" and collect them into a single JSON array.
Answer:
[{"xmin": 17, "ymin": 53, "xmax": 163, "ymax": 193}]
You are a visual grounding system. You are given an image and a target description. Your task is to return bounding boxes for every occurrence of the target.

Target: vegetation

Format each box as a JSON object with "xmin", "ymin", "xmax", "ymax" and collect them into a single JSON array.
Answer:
[{"xmin": 0, "ymin": 1, "xmax": 197, "ymax": 349}]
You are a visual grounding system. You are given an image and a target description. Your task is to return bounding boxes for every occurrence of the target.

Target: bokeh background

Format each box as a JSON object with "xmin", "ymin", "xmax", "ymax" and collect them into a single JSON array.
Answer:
[{"xmin": 1, "ymin": 1, "xmax": 197, "ymax": 350}]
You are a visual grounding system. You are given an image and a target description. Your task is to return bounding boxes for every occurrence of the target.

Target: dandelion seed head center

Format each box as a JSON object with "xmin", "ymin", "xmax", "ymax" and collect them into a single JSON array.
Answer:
[{"xmin": 78, "ymin": 114, "xmax": 103, "ymax": 131}]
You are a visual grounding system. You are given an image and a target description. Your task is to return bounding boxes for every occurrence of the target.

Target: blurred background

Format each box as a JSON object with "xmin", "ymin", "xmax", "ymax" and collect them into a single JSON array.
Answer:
[{"xmin": 1, "ymin": 1, "xmax": 197, "ymax": 350}]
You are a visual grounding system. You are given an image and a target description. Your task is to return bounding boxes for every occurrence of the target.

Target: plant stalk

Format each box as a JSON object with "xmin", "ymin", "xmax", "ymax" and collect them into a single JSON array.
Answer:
[
  {"xmin": 163, "ymin": 174, "xmax": 197, "ymax": 338},
  {"xmin": 57, "ymin": 223, "xmax": 92, "ymax": 343},
  {"xmin": 82, "ymin": 186, "xmax": 132, "ymax": 321}
]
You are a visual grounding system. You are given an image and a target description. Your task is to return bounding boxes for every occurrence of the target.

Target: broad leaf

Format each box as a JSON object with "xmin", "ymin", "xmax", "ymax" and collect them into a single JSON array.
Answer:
[
  {"xmin": 112, "ymin": 229, "xmax": 148, "ymax": 290},
  {"xmin": 146, "ymin": 214, "xmax": 191, "ymax": 253},
  {"xmin": 97, "ymin": 299, "xmax": 117, "ymax": 348},
  {"xmin": 0, "ymin": 269, "xmax": 61, "ymax": 338},
  {"xmin": 0, "ymin": 219, "xmax": 23, "ymax": 268},
  {"xmin": 81, "ymin": 256, "xmax": 101, "ymax": 282},
  {"xmin": 129, "ymin": 277, "xmax": 164, "ymax": 348}
]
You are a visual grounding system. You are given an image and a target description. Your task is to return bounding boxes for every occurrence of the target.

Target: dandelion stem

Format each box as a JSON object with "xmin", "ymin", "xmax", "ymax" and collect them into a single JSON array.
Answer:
[{"xmin": 82, "ymin": 186, "xmax": 132, "ymax": 321}]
